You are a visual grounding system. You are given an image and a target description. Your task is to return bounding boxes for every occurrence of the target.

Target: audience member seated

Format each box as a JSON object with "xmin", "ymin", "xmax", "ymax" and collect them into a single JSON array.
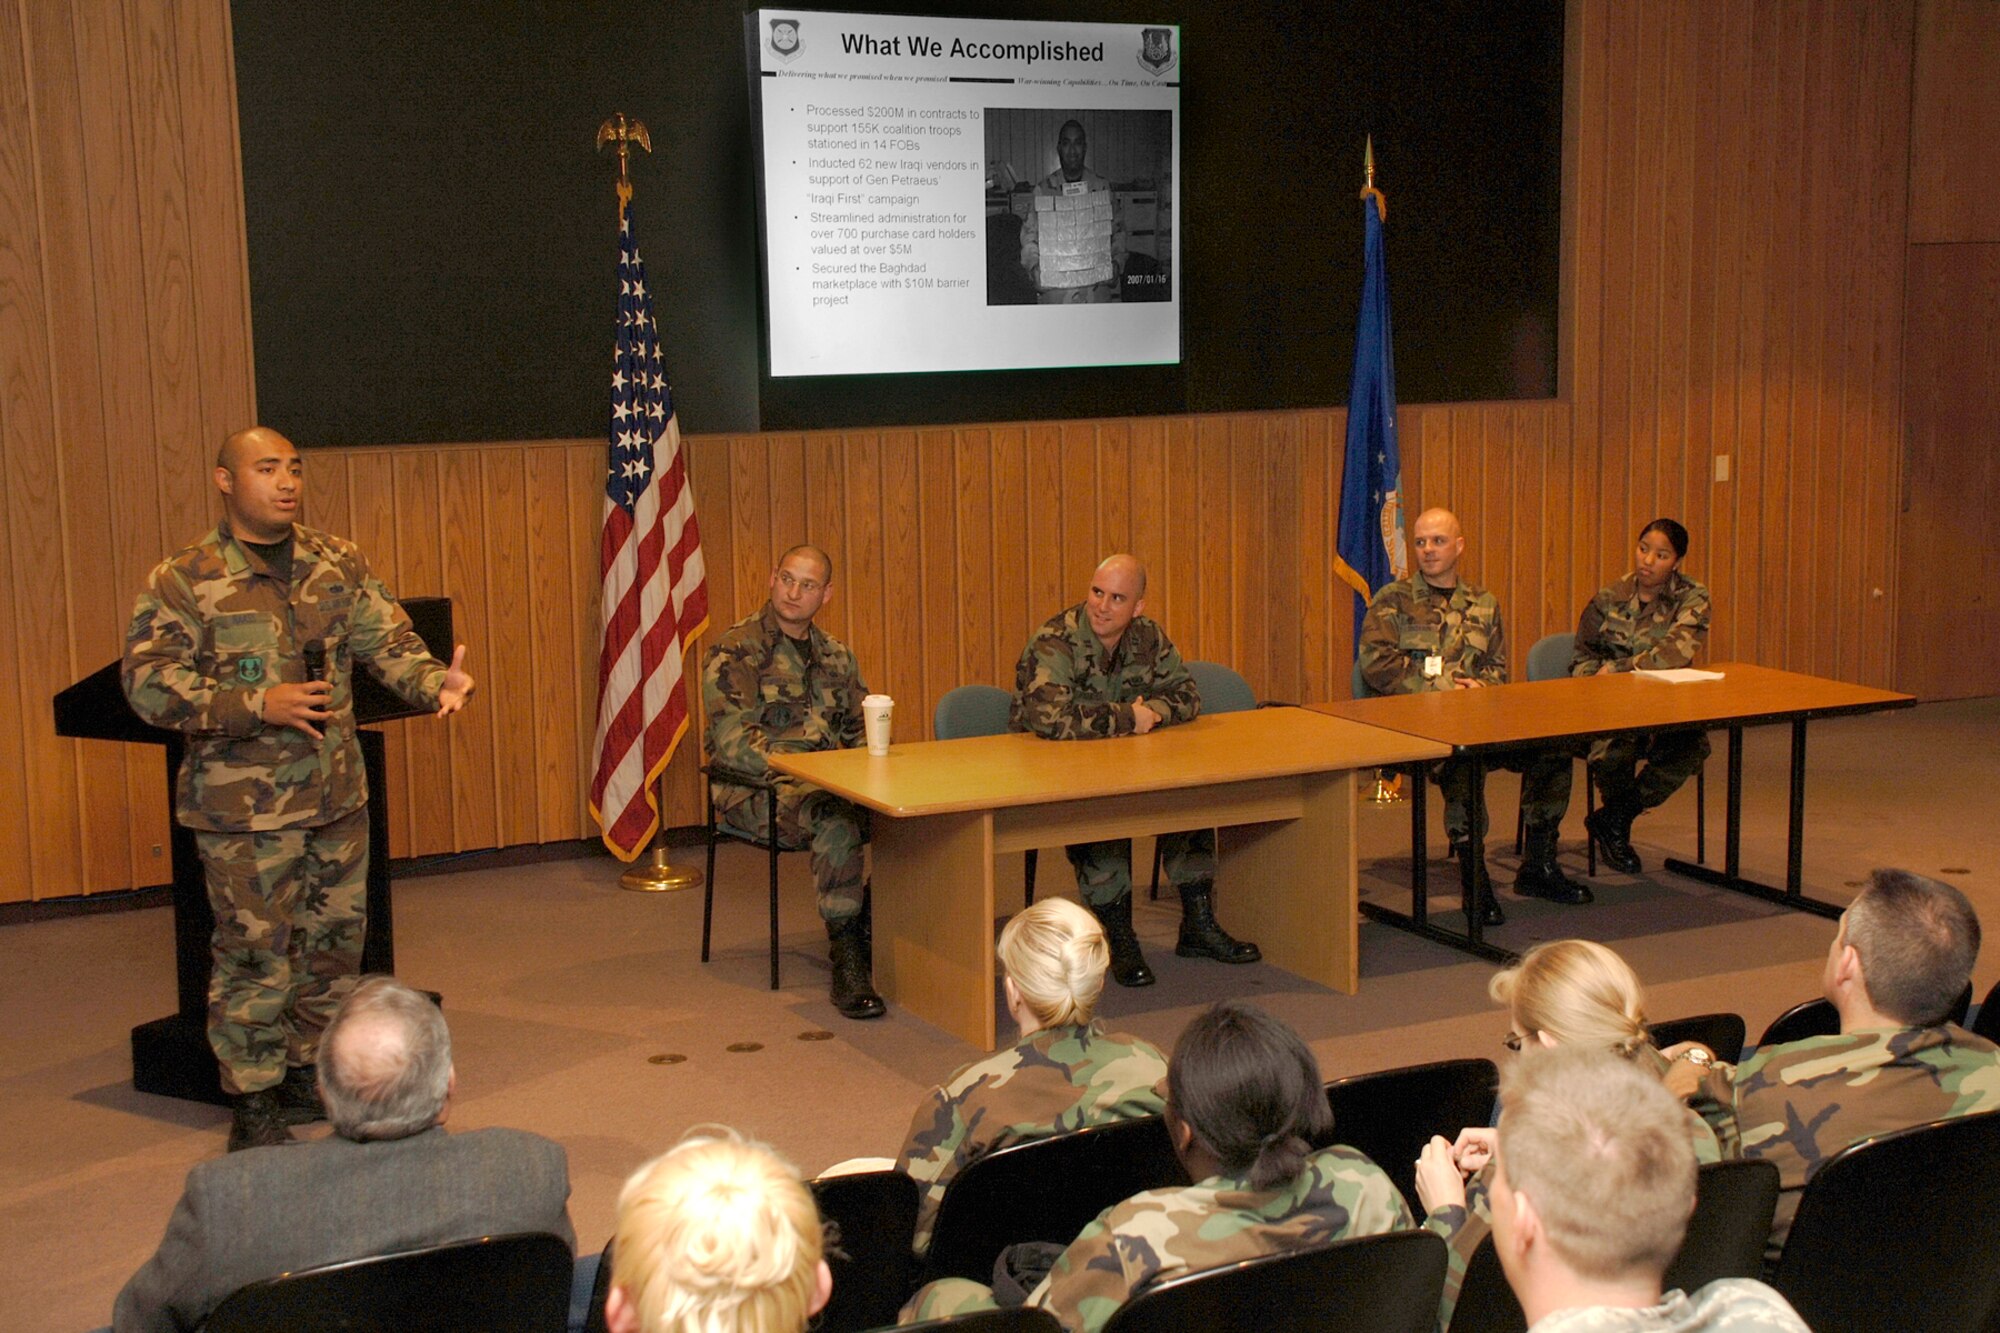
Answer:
[
  {"xmin": 603, "ymin": 1130, "xmax": 831, "ymax": 1333},
  {"xmin": 899, "ymin": 1000, "xmax": 1411, "ymax": 1333},
  {"xmin": 112, "ymin": 975, "xmax": 574, "ymax": 1332},
  {"xmin": 1415, "ymin": 940, "xmax": 1729, "ymax": 1329},
  {"xmin": 1487, "ymin": 1047, "xmax": 1808, "ymax": 1331},
  {"xmin": 1686, "ymin": 867, "xmax": 2000, "ymax": 1257},
  {"xmin": 899, "ymin": 897, "xmax": 1168, "ymax": 1253}
]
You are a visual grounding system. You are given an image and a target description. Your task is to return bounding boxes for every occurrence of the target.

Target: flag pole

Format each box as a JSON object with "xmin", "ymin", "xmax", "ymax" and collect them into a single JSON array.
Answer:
[
  {"xmin": 597, "ymin": 112, "xmax": 705, "ymax": 894},
  {"xmin": 1356, "ymin": 135, "xmax": 1403, "ymax": 806}
]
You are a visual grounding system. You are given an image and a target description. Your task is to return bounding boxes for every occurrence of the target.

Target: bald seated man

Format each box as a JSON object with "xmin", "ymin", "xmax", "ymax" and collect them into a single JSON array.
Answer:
[
  {"xmin": 1357, "ymin": 508, "xmax": 1589, "ymax": 929},
  {"xmin": 124, "ymin": 427, "xmax": 474, "ymax": 1153},
  {"xmin": 113, "ymin": 977, "xmax": 573, "ymax": 1333},
  {"xmin": 1012, "ymin": 555, "xmax": 1259, "ymax": 987}
]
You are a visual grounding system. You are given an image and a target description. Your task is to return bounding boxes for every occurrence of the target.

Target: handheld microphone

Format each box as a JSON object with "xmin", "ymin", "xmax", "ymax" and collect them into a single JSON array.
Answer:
[{"xmin": 302, "ymin": 640, "xmax": 328, "ymax": 683}]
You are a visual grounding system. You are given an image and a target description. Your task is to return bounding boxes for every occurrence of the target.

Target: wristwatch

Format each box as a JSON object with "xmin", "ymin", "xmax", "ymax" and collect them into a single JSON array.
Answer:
[{"xmin": 1678, "ymin": 1048, "xmax": 1714, "ymax": 1066}]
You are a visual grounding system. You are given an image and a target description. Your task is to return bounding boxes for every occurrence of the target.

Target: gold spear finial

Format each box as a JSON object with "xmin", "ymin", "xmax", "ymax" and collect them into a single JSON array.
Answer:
[
  {"xmin": 596, "ymin": 113, "xmax": 653, "ymax": 211},
  {"xmin": 1360, "ymin": 135, "xmax": 1387, "ymax": 222}
]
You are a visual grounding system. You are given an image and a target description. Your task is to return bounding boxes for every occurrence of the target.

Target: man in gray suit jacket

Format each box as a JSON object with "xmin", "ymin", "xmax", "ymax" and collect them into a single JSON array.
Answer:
[{"xmin": 113, "ymin": 976, "xmax": 575, "ymax": 1332}]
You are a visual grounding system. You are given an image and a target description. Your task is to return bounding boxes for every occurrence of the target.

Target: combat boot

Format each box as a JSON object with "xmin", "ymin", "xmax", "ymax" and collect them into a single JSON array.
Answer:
[
  {"xmin": 1514, "ymin": 824, "xmax": 1594, "ymax": 905},
  {"xmin": 1457, "ymin": 843, "xmax": 1506, "ymax": 928},
  {"xmin": 1091, "ymin": 895, "xmax": 1155, "ymax": 987},
  {"xmin": 274, "ymin": 1063, "xmax": 326, "ymax": 1125},
  {"xmin": 1585, "ymin": 797, "xmax": 1644, "ymax": 875},
  {"xmin": 827, "ymin": 915, "xmax": 885, "ymax": 1020},
  {"xmin": 1174, "ymin": 881, "xmax": 1261, "ymax": 964},
  {"xmin": 227, "ymin": 1088, "xmax": 294, "ymax": 1152}
]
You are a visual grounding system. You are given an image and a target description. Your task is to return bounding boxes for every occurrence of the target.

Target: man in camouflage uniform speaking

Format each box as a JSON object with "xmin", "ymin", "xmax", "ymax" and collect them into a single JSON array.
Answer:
[
  {"xmin": 122, "ymin": 427, "xmax": 473, "ymax": 1152},
  {"xmin": 1011, "ymin": 554, "xmax": 1259, "ymax": 987},
  {"xmin": 1357, "ymin": 507, "xmax": 1589, "ymax": 927},
  {"xmin": 1686, "ymin": 868, "xmax": 2000, "ymax": 1259},
  {"xmin": 701, "ymin": 545, "xmax": 882, "ymax": 1020}
]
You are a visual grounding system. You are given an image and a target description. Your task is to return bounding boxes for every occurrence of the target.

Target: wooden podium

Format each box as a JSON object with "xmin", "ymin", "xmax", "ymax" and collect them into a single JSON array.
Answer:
[{"xmin": 51, "ymin": 597, "xmax": 453, "ymax": 1105}]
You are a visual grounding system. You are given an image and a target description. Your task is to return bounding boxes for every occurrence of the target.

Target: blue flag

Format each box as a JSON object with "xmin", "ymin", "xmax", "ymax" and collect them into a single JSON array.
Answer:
[{"xmin": 1333, "ymin": 190, "xmax": 1407, "ymax": 647}]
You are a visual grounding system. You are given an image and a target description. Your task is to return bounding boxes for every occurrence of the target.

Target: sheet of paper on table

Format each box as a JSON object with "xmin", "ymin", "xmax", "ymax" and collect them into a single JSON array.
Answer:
[{"xmin": 1633, "ymin": 667, "xmax": 1727, "ymax": 683}]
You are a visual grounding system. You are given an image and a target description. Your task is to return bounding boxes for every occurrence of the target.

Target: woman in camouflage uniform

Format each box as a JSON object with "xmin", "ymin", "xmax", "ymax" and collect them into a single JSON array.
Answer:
[
  {"xmin": 1573, "ymin": 518, "xmax": 1714, "ymax": 875},
  {"xmin": 1415, "ymin": 939, "xmax": 1730, "ymax": 1329},
  {"xmin": 902, "ymin": 1001, "xmax": 1412, "ymax": 1333},
  {"xmin": 898, "ymin": 897, "xmax": 1168, "ymax": 1255}
]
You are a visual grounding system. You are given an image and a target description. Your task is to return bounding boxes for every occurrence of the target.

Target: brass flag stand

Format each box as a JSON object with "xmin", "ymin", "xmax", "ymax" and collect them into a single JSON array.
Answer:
[{"xmin": 597, "ymin": 111, "xmax": 704, "ymax": 895}]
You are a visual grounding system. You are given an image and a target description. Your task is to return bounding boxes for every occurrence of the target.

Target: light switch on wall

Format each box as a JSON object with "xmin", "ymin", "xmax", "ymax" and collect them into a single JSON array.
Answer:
[{"xmin": 1714, "ymin": 454, "xmax": 1731, "ymax": 483}]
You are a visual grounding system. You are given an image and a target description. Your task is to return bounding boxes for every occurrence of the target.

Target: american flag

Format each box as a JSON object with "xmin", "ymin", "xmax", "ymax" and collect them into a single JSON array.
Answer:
[{"xmin": 589, "ymin": 204, "xmax": 709, "ymax": 860}]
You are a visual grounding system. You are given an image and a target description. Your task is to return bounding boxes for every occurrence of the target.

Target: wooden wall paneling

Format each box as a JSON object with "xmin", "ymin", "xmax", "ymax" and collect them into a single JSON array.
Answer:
[
  {"xmin": 390, "ymin": 451, "xmax": 452, "ymax": 854},
  {"xmin": 1625, "ymin": 1, "xmax": 1667, "ymax": 558},
  {"xmin": 1729, "ymin": 0, "xmax": 1775, "ymax": 671},
  {"xmin": 839, "ymin": 432, "xmax": 887, "ymax": 700},
  {"xmin": 1510, "ymin": 406, "xmax": 1545, "ymax": 648},
  {"xmin": 1543, "ymin": 404, "xmax": 1575, "ymax": 654},
  {"xmin": 567, "ymin": 442, "xmax": 603, "ymax": 838},
  {"xmin": 729, "ymin": 436, "xmax": 771, "ymax": 619},
  {"xmin": 339, "ymin": 452, "xmax": 412, "ymax": 858},
  {"xmin": 1449, "ymin": 407, "xmax": 1487, "ymax": 594},
  {"xmin": 1565, "ymin": 0, "xmax": 1605, "ymax": 620},
  {"xmin": 1655, "ymin": 0, "xmax": 1696, "ymax": 544},
  {"xmin": 170, "ymin": 0, "xmax": 252, "ymax": 437},
  {"xmin": 526, "ymin": 445, "xmax": 580, "ymax": 841},
  {"xmin": 1702, "ymin": 0, "xmax": 1751, "ymax": 666},
  {"xmin": 1161, "ymin": 417, "xmax": 1197, "ymax": 651},
  {"xmin": 767, "ymin": 433, "xmax": 808, "ymax": 595},
  {"xmin": 1293, "ymin": 410, "xmax": 1332, "ymax": 702},
  {"xmin": 1194, "ymin": 416, "xmax": 1231, "ymax": 663},
  {"xmin": 988, "ymin": 425, "xmax": 1028, "ymax": 684},
  {"xmin": 1229, "ymin": 414, "xmax": 1267, "ymax": 692},
  {"xmin": 1023, "ymin": 423, "xmax": 1064, "ymax": 640},
  {"xmin": 1820, "ymin": 11, "xmax": 1866, "ymax": 681},
  {"xmin": 1909, "ymin": 0, "xmax": 2000, "ymax": 244},
  {"xmin": 1126, "ymin": 418, "xmax": 1166, "ymax": 670},
  {"xmin": 482, "ymin": 447, "xmax": 537, "ymax": 847},
  {"xmin": 804, "ymin": 432, "xmax": 845, "ymax": 645},
  {"xmin": 955, "ymin": 429, "xmax": 995, "ymax": 698},
  {"xmin": 1096, "ymin": 419, "xmax": 1130, "ymax": 561},
  {"xmin": 1059, "ymin": 421, "xmax": 1097, "ymax": 603},
  {"xmin": 26, "ymin": 0, "xmax": 129, "ymax": 893},
  {"xmin": 1764, "ymin": 0, "xmax": 1808, "ymax": 676},
  {"xmin": 1596, "ymin": 1, "xmax": 1638, "ymax": 583},
  {"xmin": 1262, "ymin": 412, "xmax": 1302, "ymax": 705},
  {"xmin": 878, "ymin": 430, "xmax": 922, "ymax": 706},
  {"xmin": 1794, "ymin": 11, "xmax": 1837, "ymax": 677},
  {"xmin": 917, "ymin": 428, "xmax": 957, "ymax": 739}
]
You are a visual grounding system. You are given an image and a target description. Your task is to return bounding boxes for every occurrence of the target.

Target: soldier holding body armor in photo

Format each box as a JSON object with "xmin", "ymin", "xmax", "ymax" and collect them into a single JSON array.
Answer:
[
  {"xmin": 702, "ymin": 544, "xmax": 883, "ymax": 1020},
  {"xmin": 1021, "ymin": 119, "xmax": 1126, "ymax": 305},
  {"xmin": 122, "ymin": 427, "xmax": 473, "ymax": 1152}
]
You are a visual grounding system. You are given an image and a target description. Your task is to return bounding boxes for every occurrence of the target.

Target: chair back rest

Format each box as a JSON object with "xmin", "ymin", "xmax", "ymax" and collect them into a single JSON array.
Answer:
[
  {"xmin": 1350, "ymin": 658, "xmax": 1376, "ymax": 700},
  {"xmin": 924, "ymin": 1115, "xmax": 1188, "ymax": 1284},
  {"xmin": 810, "ymin": 1170, "xmax": 921, "ymax": 1333},
  {"xmin": 1755, "ymin": 997, "xmax": 1839, "ymax": 1050},
  {"xmin": 1103, "ymin": 1230, "xmax": 1447, "ymax": 1333},
  {"xmin": 1449, "ymin": 1233, "xmax": 1526, "ymax": 1333},
  {"xmin": 1773, "ymin": 1109, "xmax": 2000, "ymax": 1333},
  {"xmin": 1973, "ymin": 976, "xmax": 2000, "ymax": 1045},
  {"xmin": 1322, "ymin": 1058, "xmax": 1499, "ymax": 1215},
  {"xmin": 1523, "ymin": 632, "xmax": 1576, "ymax": 683},
  {"xmin": 1646, "ymin": 1012, "xmax": 1748, "ymax": 1066},
  {"xmin": 1187, "ymin": 660, "xmax": 1257, "ymax": 714},
  {"xmin": 580, "ymin": 1239, "xmax": 616, "ymax": 1333},
  {"xmin": 1661, "ymin": 1159, "xmax": 1781, "ymax": 1292},
  {"xmin": 935, "ymin": 684, "xmax": 1014, "ymax": 740},
  {"xmin": 898, "ymin": 1309, "xmax": 1066, "ymax": 1332},
  {"xmin": 200, "ymin": 1231, "xmax": 572, "ymax": 1333}
]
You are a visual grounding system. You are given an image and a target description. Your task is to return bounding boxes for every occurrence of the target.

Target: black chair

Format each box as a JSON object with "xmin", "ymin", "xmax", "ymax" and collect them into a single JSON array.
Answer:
[
  {"xmin": 1101, "ymin": 1229, "xmax": 1449, "ymax": 1333},
  {"xmin": 811, "ymin": 1169, "xmax": 921, "ymax": 1333},
  {"xmin": 1646, "ymin": 1012, "xmax": 1748, "ymax": 1066},
  {"xmin": 580, "ymin": 1239, "xmax": 615, "ymax": 1333},
  {"xmin": 935, "ymin": 684, "xmax": 1037, "ymax": 903},
  {"xmin": 924, "ymin": 1115, "xmax": 1188, "ymax": 1285},
  {"xmin": 1448, "ymin": 1159, "xmax": 1780, "ymax": 1333},
  {"xmin": 898, "ymin": 1310, "xmax": 1065, "ymax": 1332},
  {"xmin": 1662, "ymin": 1159, "xmax": 1780, "ymax": 1292},
  {"xmin": 1772, "ymin": 1109, "xmax": 2000, "ymax": 1333},
  {"xmin": 701, "ymin": 761, "xmax": 799, "ymax": 990},
  {"xmin": 1973, "ymin": 975, "xmax": 2000, "ymax": 1045},
  {"xmin": 200, "ymin": 1231, "xmax": 572, "ymax": 1333},
  {"xmin": 1757, "ymin": 983, "xmax": 1972, "ymax": 1051},
  {"xmin": 1321, "ymin": 1058, "xmax": 1499, "ymax": 1216}
]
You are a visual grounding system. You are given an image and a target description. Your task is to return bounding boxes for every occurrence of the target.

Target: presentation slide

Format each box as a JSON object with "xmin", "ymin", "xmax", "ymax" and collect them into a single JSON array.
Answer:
[{"xmin": 752, "ymin": 10, "xmax": 1180, "ymax": 379}]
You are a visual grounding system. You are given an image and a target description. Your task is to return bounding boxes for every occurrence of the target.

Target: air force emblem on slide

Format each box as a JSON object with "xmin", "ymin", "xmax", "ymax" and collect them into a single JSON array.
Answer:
[
  {"xmin": 1138, "ymin": 27, "xmax": 1176, "ymax": 78},
  {"xmin": 769, "ymin": 17, "xmax": 803, "ymax": 63}
]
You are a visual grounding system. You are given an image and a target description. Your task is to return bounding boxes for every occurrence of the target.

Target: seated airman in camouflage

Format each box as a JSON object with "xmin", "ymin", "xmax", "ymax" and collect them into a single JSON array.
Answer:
[
  {"xmin": 701, "ymin": 545, "xmax": 881, "ymax": 1019},
  {"xmin": 898, "ymin": 898, "xmax": 1168, "ymax": 1255},
  {"xmin": 1487, "ymin": 1047, "xmax": 1810, "ymax": 1332},
  {"xmin": 122, "ymin": 427, "xmax": 473, "ymax": 1153},
  {"xmin": 1687, "ymin": 868, "xmax": 2000, "ymax": 1259},
  {"xmin": 1567, "ymin": 518, "xmax": 1714, "ymax": 876},
  {"xmin": 899, "ymin": 1001, "xmax": 1412, "ymax": 1333},
  {"xmin": 1358, "ymin": 507, "xmax": 1588, "ymax": 927},
  {"xmin": 1012, "ymin": 554, "xmax": 1259, "ymax": 988}
]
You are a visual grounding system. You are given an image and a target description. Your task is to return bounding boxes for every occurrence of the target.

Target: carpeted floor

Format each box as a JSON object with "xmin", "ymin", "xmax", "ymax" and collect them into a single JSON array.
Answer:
[{"xmin": 6, "ymin": 698, "xmax": 1994, "ymax": 1330}]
